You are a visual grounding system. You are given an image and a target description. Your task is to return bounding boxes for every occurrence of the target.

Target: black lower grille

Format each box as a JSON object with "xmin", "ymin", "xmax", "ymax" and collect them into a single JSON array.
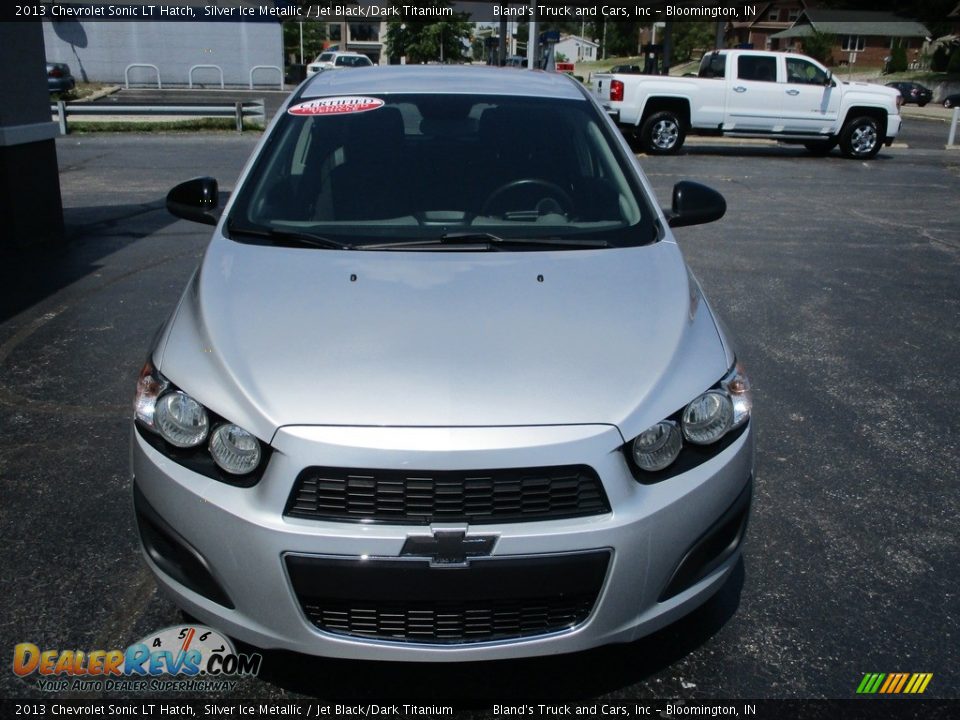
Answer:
[
  {"xmin": 305, "ymin": 598, "xmax": 595, "ymax": 643},
  {"xmin": 285, "ymin": 465, "xmax": 609, "ymax": 524},
  {"xmin": 286, "ymin": 550, "xmax": 610, "ymax": 644}
]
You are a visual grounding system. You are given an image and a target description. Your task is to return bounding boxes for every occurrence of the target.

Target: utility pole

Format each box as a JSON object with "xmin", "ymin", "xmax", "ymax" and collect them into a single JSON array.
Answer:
[{"xmin": 527, "ymin": 1, "xmax": 537, "ymax": 69}]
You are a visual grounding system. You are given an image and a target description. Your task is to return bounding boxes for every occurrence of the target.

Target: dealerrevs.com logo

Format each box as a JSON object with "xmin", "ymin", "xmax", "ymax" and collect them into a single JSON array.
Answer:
[{"xmin": 13, "ymin": 625, "xmax": 261, "ymax": 692}]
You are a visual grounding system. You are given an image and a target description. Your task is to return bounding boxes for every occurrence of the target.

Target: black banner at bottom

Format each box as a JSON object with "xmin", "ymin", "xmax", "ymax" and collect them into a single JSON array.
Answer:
[{"xmin": 1, "ymin": 700, "xmax": 958, "ymax": 720}]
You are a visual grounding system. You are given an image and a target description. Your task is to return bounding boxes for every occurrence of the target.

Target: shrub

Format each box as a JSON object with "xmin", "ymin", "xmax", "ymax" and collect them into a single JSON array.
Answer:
[
  {"xmin": 889, "ymin": 46, "xmax": 908, "ymax": 73},
  {"xmin": 931, "ymin": 45, "xmax": 950, "ymax": 72},
  {"xmin": 948, "ymin": 46, "xmax": 960, "ymax": 75}
]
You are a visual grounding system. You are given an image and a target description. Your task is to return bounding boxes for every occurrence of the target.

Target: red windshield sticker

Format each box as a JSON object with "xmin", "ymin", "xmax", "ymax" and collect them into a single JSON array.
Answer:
[{"xmin": 288, "ymin": 96, "xmax": 384, "ymax": 116}]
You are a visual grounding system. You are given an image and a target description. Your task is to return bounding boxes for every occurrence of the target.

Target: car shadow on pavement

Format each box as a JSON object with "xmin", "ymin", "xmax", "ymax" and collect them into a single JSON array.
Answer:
[
  {"xmin": 661, "ymin": 146, "xmax": 898, "ymax": 161},
  {"xmin": 0, "ymin": 198, "xmax": 216, "ymax": 324},
  {"xmin": 245, "ymin": 560, "xmax": 745, "ymax": 704}
]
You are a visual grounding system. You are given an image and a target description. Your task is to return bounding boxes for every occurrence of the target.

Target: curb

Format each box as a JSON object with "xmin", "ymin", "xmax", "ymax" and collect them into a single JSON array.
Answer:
[{"xmin": 82, "ymin": 85, "xmax": 122, "ymax": 102}]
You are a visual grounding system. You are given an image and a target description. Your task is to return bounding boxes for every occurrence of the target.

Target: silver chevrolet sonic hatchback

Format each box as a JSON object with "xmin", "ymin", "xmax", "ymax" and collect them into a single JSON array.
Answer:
[{"xmin": 132, "ymin": 67, "xmax": 755, "ymax": 661}]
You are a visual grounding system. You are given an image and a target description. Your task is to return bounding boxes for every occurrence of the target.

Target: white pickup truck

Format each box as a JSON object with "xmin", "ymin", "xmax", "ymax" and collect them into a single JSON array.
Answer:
[{"xmin": 593, "ymin": 49, "xmax": 902, "ymax": 159}]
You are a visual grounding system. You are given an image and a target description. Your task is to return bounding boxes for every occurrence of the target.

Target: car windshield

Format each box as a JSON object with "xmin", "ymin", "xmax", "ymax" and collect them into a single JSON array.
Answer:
[
  {"xmin": 336, "ymin": 56, "xmax": 371, "ymax": 67},
  {"xmin": 228, "ymin": 93, "xmax": 655, "ymax": 249}
]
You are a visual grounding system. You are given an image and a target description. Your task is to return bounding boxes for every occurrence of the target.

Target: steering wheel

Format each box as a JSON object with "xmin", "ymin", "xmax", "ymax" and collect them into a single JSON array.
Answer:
[{"xmin": 480, "ymin": 178, "xmax": 575, "ymax": 218}]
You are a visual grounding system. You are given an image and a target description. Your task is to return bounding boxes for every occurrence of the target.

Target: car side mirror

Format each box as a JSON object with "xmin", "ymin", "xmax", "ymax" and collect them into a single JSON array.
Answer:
[
  {"xmin": 167, "ymin": 177, "xmax": 219, "ymax": 226},
  {"xmin": 666, "ymin": 181, "xmax": 726, "ymax": 228}
]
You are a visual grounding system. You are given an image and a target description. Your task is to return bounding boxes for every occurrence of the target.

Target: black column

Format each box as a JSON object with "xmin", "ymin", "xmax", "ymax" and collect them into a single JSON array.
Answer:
[{"xmin": 0, "ymin": 21, "xmax": 64, "ymax": 248}]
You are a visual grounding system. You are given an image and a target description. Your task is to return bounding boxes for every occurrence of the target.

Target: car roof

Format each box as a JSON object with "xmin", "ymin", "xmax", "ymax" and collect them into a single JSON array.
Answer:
[{"xmin": 300, "ymin": 65, "xmax": 586, "ymax": 100}]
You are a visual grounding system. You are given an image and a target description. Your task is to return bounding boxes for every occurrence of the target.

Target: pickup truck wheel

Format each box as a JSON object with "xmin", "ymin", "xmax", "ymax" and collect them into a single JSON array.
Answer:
[
  {"xmin": 839, "ymin": 116, "xmax": 882, "ymax": 159},
  {"xmin": 803, "ymin": 140, "xmax": 836, "ymax": 156},
  {"xmin": 640, "ymin": 112, "xmax": 685, "ymax": 155}
]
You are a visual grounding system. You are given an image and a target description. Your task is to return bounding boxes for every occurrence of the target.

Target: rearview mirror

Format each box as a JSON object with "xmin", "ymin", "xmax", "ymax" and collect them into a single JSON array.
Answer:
[
  {"xmin": 666, "ymin": 181, "xmax": 726, "ymax": 228},
  {"xmin": 166, "ymin": 177, "xmax": 219, "ymax": 226}
]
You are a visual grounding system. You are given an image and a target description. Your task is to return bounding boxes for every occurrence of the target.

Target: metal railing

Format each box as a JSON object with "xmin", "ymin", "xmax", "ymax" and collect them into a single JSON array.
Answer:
[
  {"xmin": 188, "ymin": 64, "xmax": 225, "ymax": 90},
  {"xmin": 124, "ymin": 63, "xmax": 162, "ymax": 89},
  {"xmin": 249, "ymin": 65, "xmax": 283, "ymax": 90},
  {"xmin": 52, "ymin": 100, "xmax": 266, "ymax": 134}
]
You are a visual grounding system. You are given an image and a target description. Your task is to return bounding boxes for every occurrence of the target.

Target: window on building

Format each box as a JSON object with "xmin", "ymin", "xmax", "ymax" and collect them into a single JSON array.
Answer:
[
  {"xmin": 788, "ymin": 9, "xmax": 800, "ymax": 21},
  {"xmin": 328, "ymin": 24, "xmax": 342, "ymax": 42},
  {"xmin": 841, "ymin": 35, "xmax": 865, "ymax": 52},
  {"xmin": 349, "ymin": 23, "xmax": 380, "ymax": 42}
]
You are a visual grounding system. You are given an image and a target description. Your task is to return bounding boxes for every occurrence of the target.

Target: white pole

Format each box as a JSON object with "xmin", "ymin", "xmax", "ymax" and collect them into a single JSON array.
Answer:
[
  {"xmin": 299, "ymin": 22, "xmax": 304, "ymax": 65},
  {"xmin": 527, "ymin": 1, "xmax": 537, "ymax": 69},
  {"xmin": 948, "ymin": 106, "xmax": 960, "ymax": 146}
]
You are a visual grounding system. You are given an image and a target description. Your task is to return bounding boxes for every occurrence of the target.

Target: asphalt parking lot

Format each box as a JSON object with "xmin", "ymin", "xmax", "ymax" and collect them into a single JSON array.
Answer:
[{"xmin": 1, "ymin": 119, "xmax": 957, "ymax": 704}]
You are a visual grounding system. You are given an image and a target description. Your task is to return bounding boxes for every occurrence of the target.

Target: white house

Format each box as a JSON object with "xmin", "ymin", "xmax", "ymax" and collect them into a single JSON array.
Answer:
[{"xmin": 555, "ymin": 35, "xmax": 599, "ymax": 63}]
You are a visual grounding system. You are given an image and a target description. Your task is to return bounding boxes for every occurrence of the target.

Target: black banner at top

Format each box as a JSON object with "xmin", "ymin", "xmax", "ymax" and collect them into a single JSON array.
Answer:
[{"xmin": 1, "ymin": 1, "xmax": 927, "ymax": 24}]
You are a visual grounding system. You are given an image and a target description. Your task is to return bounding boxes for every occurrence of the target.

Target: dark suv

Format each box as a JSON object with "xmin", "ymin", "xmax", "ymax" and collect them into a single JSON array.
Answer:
[{"xmin": 885, "ymin": 82, "xmax": 932, "ymax": 107}]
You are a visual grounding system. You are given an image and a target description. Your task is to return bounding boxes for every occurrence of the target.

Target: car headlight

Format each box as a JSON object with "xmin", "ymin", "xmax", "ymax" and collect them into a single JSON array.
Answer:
[
  {"xmin": 133, "ymin": 361, "xmax": 268, "ymax": 483},
  {"xmin": 626, "ymin": 361, "xmax": 752, "ymax": 479},
  {"xmin": 134, "ymin": 360, "xmax": 168, "ymax": 429},
  {"xmin": 632, "ymin": 420, "xmax": 683, "ymax": 471},
  {"xmin": 209, "ymin": 424, "xmax": 262, "ymax": 475},
  {"xmin": 681, "ymin": 390, "xmax": 732, "ymax": 445},
  {"xmin": 155, "ymin": 391, "xmax": 209, "ymax": 448},
  {"xmin": 721, "ymin": 361, "xmax": 752, "ymax": 429}
]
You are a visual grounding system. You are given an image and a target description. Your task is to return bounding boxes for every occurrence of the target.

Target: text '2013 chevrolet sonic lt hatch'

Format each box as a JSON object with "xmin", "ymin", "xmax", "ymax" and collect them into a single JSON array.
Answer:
[{"xmin": 132, "ymin": 66, "xmax": 755, "ymax": 661}]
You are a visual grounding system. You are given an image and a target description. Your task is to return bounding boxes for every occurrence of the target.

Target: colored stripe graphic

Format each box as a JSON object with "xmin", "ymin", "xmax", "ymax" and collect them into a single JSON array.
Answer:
[{"xmin": 857, "ymin": 672, "xmax": 932, "ymax": 694}]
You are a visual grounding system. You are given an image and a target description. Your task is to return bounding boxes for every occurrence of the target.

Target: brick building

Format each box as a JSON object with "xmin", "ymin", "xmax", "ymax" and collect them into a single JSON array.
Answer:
[
  {"xmin": 726, "ymin": 1, "xmax": 817, "ymax": 51},
  {"xmin": 770, "ymin": 9, "xmax": 930, "ymax": 67}
]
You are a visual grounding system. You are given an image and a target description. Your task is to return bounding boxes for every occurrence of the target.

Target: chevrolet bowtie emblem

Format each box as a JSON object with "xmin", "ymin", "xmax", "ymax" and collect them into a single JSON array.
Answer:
[{"xmin": 401, "ymin": 531, "xmax": 497, "ymax": 566}]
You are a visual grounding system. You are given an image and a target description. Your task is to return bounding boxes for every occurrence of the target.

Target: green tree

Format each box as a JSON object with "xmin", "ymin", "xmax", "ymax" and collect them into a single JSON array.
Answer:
[
  {"xmin": 671, "ymin": 22, "xmax": 714, "ymax": 63},
  {"xmin": 605, "ymin": 22, "xmax": 640, "ymax": 58},
  {"xmin": 889, "ymin": 46, "xmax": 908, "ymax": 73},
  {"xmin": 931, "ymin": 44, "xmax": 950, "ymax": 72},
  {"xmin": 801, "ymin": 30, "xmax": 835, "ymax": 64},
  {"xmin": 948, "ymin": 46, "xmax": 960, "ymax": 75},
  {"xmin": 384, "ymin": 2, "xmax": 473, "ymax": 63},
  {"xmin": 282, "ymin": 21, "xmax": 327, "ymax": 65}
]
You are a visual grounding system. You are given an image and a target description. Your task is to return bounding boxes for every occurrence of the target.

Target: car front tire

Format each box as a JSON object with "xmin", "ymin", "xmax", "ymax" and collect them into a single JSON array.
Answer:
[
  {"xmin": 640, "ymin": 111, "xmax": 685, "ymax": 155},
  {"xmin": 839, "ymin": 116, "xmax": 882, "ymax": 159}
]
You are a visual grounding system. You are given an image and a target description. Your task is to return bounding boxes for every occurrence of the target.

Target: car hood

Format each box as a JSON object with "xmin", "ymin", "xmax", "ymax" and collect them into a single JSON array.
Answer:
[{"xmin": 158, "ymin": 235, "xmax": 730, "ymax": 440}]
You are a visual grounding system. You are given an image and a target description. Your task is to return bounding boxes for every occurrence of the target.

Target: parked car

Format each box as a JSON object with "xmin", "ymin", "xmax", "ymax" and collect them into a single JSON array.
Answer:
[
  {"xmin": 885, "ymin": 81, "xmax": 932, "ymax": 107},
  {"xmin": 47, "ymin": 62, "xmax": 75, "ymax": 94},
  {"xmin": 943, "ymin": 93, "xmax": 960, "ymax": 109},
  {"xmin": 135, "ymin": 66, "xmax": 754, "ymax": 661},
  {"xmin": 609, "ymin": 64, "xmax": 642, "ymax": 74},
  {"xmin": 306, "ymin": 51, "xmax": 373, "ymax": 76},
  {"xmin": 595, "ymin": 49, "xmax": 902, "ymax": 159}
]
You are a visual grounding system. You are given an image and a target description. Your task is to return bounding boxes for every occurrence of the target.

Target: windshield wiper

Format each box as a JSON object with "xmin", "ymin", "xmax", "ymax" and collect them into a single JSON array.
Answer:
[
  {"xmin": 361, "ymin": 233, "xmax": 610, "ymax": 251},
  {"xmin": 227, "ymin": 221, "xmax": 353, "ymax": 250},
  {"xmin": 441, "ymin": 232, "xmax": 610, "ymax": 248}
]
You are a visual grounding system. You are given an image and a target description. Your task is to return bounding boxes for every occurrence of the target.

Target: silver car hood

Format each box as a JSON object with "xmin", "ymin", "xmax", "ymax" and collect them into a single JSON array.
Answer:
[{"xmin": 158, "ymin": 235, "xmax": 730, "ymax": 441}]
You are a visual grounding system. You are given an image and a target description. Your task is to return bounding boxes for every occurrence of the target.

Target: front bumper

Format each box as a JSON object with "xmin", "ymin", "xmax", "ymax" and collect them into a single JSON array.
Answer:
[
  {"xmin": 885, "ymin": 113, "xmax": 903, "ymax": 145},
  {"xmin": 132, "ymin": 422, "xmax": 753, "ymax": 661}
]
